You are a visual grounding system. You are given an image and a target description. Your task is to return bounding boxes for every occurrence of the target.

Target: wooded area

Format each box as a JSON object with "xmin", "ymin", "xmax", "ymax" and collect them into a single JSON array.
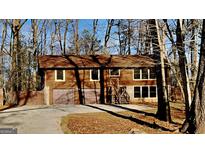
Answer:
[{"xmin": 0, "ymin": 19, "xmax": 205, "ymax": 133}]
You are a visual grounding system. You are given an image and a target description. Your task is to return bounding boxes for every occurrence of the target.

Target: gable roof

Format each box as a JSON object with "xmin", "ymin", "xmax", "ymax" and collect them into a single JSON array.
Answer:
[{"xmin": 38, "ymin": 55, "xmax": 157, "ymax": 69}]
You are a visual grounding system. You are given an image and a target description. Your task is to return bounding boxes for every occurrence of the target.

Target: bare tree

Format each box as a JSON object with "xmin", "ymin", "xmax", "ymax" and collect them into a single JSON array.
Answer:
[
  {"xmin": 189, "ymin": 19, "xmax": 198, "ymax": 91},
  {"xmin": 0, "ymin": 20, "xmax": 7, "ymax": 88},
  {"xmin": 90, "ymin": 19, "xmax": 98, "ymax": 54},
  {"xmin": 127, "ymin": 19, "xmax": 132, "ymax": 55},
  {"xmin": 181, "ymin": 19, "xmax": 205, "ymax": 133},
  {"xmin": 104, "ymin": 19, "xmax": 114, "ymax": 49},
  {"xmin": 10, "ymin": 19, "xmax": 27, "ymax": 103},
  {"xmin": 74, "ymin": 19, "xmax": 79, "ymax": 54},
  {"xmin": 176, "ymin": 19, "xmax": 192, "ymax": 119},
  {"xmin": 149, "ymin": 19, "xmax": 171, "ymax": 121},
  {"xmin": 63, "ymin": 20, "xmax": 70, "ymax": 55}
]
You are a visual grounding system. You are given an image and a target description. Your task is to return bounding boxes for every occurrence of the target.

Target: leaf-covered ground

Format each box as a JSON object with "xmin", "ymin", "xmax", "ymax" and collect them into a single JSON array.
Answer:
[
  {"xmin": 0, "ymin": 105, "xmax": 10, "ymax": 111},
  {"xmin": 61, "ymin": 103, "xmax": 185, "ymax": 134}
]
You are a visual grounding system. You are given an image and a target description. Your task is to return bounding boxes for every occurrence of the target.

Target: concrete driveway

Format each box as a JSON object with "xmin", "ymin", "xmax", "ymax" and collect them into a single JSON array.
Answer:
[{"xmin": 0, "ymin": 104, "xmax": 153, "ymax": 134}]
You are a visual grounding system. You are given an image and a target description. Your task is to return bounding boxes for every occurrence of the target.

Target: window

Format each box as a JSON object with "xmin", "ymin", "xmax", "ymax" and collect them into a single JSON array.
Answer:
[
  {"xmin": 150, "ymin": 68, "xmax": 156, "ymax": 79},
  {"xmin": 142, "ymin": 68, "xmax": 148, "ymax": 79},
  {"xmin": 134, "ymin": 87, "xmax": 141, "ymax": 98},
  {"xmin": 133, "ymin": 68, "xmax": 156, "ymax": 80},
  {"xmin": 142, "ymin": 87, "xmax": 148, "ymax": 97},
  {"xmin": 110, "ymin": 68, "xmax": 120, "ymax": 76},
  {"xmin": 134, "ymin": 69, "xmax": 140, "ymax": 79},
  {"xmin": 134, "ymin": 86, "xmax": 157, "ymax": 98},
  {"xmin": 55, "ymin": 70, "xmax": 65, "ymax": 81},
  {"xmin": 150, "ymin": 86, "xmax": 157, "ymax": 97},
  {"xmin": 90, "ymin": 69, "xmax": 99, "ymax": 81}
]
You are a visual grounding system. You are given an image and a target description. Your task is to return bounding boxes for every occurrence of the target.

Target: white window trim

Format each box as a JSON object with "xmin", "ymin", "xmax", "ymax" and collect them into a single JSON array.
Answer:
[
  {"xmin": 109, "ymin": 68, "xmax": 120, "ymax": 77},
  {"xmin": 149, "ymin": 86, "xmax": 158, "ymax": 98},
  {"xmin": 133, "ymin": 68, "xmax": 156, "ymax": 80},
  {"xmin": 133, "ymin": 69, "xmax": 141, "ymax": 80},
  {"xmin": 90, "ymin": 69, "xmax": 100, "ymax": 81},
  {"xmin": 55, "ymin": 70, "xmax": 65, "ymax": 82},
  {"xmin": 149, "ymin": 68, "xmax": 156, "ymax": 79},
  {"xmin": 133, "ymin": 85, "xmax": 157, "ymax": 99}
]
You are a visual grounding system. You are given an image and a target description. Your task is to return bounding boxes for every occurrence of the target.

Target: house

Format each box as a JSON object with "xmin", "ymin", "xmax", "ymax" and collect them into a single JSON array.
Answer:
[{"xmin": 38, "ymin": 55, "xmax": 169, "ymax": 105}]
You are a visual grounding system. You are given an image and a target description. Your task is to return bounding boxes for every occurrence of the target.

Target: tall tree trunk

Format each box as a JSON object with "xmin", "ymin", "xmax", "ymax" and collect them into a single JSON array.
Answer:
[
  {"xmin": 104, "ymin": 19, "xmax": 114, "ymax": 49},
  {"xmin": 117, "ymin": 20, "xmax": 122, "ymax": 55},
  {"xmin": 12, "ymin": 19, "xmax": 21, "ymax": 92},
  {"xmin": 57, "ymin": 21, "xmax": 63, "ymax": 53},
  {"xmin": 31, "ymin": 19, "xmax": 38, "ymax": 89},
  {"xmin": 127, "ymin": 19, "xmax": 131, "ymax": 55},
  {"xmin": 149, "ymin": 19, "xmax": 171, "ymax": 122},
  {"xmin": 74, "ymin": 19, "xmax": 79, "ymax": 54},
  {"xmin": 10, "ymin": 19, "xmax": 27, "ymax": 104},
  {"xmin": 50, "ymin": 32, "xmax": 55, "ymax": 55},
  {"xmin": 176, "ymin": 19, "xmax": 192, "ymax": 120},
  {"xmin": 190, "ymin": 19, "xmax": 198, "ymax": 92},
  {"xmin": 90, "ymin": 19, "xmax": 98, "ymax": 54},
  {"xmin": 181, "ymin": 19, "xmax": 205, "ymax": 134},
  {"xmin": 43, "ymin": 21, "xmax": 47, "ymax": 55},
  {"xmin": 0, "ymin": 20, "xmax": 7, "ymax": 88},
  {"xmin": 144, "ymin": 21, "xmax": 151, "ymax": 54},
  {"xmin": 32, "ymin": 19, "xmax": 38, "ymax": 56},
  {"xmin": 63, "ymin": 19, "xmax": 69, "ymax": 55}
]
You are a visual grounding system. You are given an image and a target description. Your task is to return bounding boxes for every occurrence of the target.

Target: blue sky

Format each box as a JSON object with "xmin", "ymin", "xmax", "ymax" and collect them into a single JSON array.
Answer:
[{"xmin": 18, "ymin": 19, "xmax": 108, "ymax": 44}]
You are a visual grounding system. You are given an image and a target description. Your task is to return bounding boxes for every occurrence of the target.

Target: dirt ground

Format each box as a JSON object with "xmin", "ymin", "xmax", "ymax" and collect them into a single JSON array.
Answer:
[{"xmin": 61, "ymin": 102, "xmax": 185, "ymax": 134}]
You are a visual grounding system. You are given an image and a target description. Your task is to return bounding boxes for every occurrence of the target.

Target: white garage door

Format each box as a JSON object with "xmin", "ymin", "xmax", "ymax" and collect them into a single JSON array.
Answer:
[
  {"xmin": 84, "ymin": 89, "xmax": 100, "ymax": 104},
  {"xmin": 53, "ymin": 89, "xmax": 74, "ymax": 104}
]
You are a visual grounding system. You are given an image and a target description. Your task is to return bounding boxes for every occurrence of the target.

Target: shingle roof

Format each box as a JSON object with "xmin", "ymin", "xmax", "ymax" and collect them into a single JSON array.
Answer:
[{"xmin": 38, "ymin": 55, "xmax": 157, "ymax": 69}]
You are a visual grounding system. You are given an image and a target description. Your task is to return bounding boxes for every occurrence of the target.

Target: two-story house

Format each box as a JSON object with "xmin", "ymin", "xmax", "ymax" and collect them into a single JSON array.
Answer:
[{"xmin": 38, "ymin": 55, "xmax": 168, "ymax": 105}]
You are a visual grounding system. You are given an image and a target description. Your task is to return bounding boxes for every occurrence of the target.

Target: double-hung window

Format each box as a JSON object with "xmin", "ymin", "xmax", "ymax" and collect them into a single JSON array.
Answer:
[
  {"xmin": 133, "ymin": 68, "xmax": 156, "ymax": 80},
  {"xmin": 90, "ymin": 69, "xmax": 100, "ymax": 81},
  {"xmin": 134, "ymin": 68, "xmax": 141, "ymax": 79},
  {"xmin": 134, "ymin": 86, "xmax": 157, "ymax": 98},
  {"xmin": 55, "ymin": 70, "xmax": 65, "ymax": 81}
]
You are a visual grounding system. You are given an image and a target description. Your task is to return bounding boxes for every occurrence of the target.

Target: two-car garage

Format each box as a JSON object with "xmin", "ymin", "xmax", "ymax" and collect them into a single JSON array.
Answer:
[
  {"xmin": 53, "ymin": 88, "xmax": 100, "ymax": 104},
  {"xmin": 53, "ymin": 89, "xmax": 74, "ymax": 104}
]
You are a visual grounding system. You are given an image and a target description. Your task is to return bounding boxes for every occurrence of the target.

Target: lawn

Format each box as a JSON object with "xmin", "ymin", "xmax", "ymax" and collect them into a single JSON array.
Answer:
[{"xmin": 61, "ymin": 103, "xmax": 185, "ymax": 134}]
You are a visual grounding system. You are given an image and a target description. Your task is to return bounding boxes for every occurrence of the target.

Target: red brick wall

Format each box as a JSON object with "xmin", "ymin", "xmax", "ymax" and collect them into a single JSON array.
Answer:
[
  {"xmin": 18, "ymin": 91, "xmax": 44, "ymax": 105},
  {"xmin": 44, "ymin": 69, "xmax": 158, "ymax": 104}
]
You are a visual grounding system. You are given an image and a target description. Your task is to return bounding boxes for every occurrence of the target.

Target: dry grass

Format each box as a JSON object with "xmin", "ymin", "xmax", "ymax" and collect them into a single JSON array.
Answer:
[
  {"xmin": 61, "ymin": 103, "xmax": 185, "ymax": 134},
  {"xmin": 0, "ymin": 105, "xmax": 11, "ymax": 111}
]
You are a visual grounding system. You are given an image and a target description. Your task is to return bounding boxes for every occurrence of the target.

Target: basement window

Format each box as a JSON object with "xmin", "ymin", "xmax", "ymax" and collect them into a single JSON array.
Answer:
[
  {"xmin": 55, "ymin": 70, "xmax": 65, "ymax": 81},
  {"xmin": 110, "ymin": 68, "xmax": 120, "ymax": 76},
  {"xmin": 90, "ymin": 69, "xmax": 100, "ymax": 81}
]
